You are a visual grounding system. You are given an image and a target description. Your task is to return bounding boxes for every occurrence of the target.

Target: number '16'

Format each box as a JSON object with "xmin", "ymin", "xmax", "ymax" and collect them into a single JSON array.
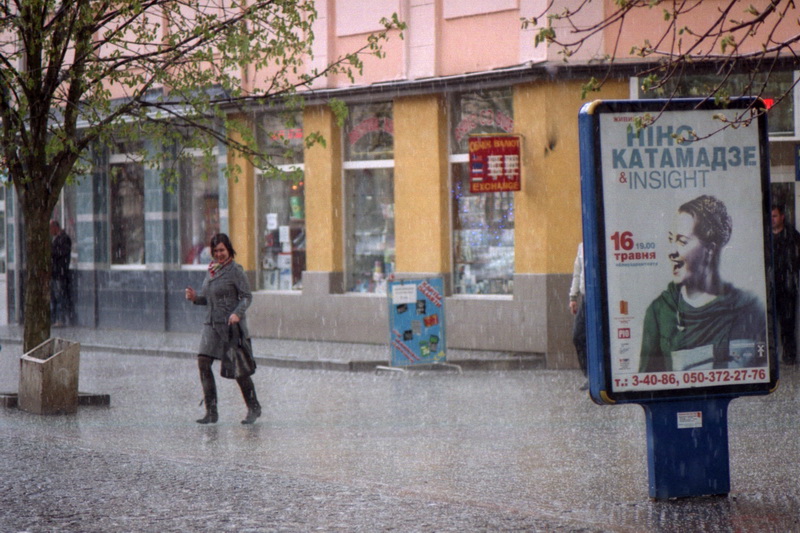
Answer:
[{"xmin": 610, "ymin": 231, "xmax": 634, "ymax": 251}]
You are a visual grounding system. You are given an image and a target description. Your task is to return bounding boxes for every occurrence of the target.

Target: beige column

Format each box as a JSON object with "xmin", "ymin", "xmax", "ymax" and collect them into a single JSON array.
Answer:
[
  {"xmin": 512, "ymin": 79, "xmax": 630, "ymax": 368},
  {"xmin": 513, "ymin": 79, "xmax": 629, "ymax": 275},
  {"xmin": 304, "ymin": 104, "xmax": 344, "ymax": 273},
  {"xmin": 393, "ymin": 94, "xmax": 450, "ymax": 274},
  {"xmin": 226, "ymin": 115, "xmax": 256, "ymax": 271}
]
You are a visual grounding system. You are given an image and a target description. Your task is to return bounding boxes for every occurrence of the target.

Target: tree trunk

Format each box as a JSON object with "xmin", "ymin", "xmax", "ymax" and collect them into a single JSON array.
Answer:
[{"xmin": 20, "ymin": 202, "xmax": 52, "ymax": 353}]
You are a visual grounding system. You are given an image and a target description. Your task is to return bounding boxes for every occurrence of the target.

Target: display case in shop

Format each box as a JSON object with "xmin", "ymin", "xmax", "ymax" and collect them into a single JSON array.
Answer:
[
  {"xmin": 350, "ymin": 228, "xmax": 394, "ymax": 293},
  {"xmin": 345, "ymin": 166, "xmax": 395, "ymax": 294},
  {"xmin": 260, "ymin": 197, "xmax": 305, "ymax": 290},
  {"xmin": 453, "ymin": 194, "xmax": 514, "ymax": 295}
]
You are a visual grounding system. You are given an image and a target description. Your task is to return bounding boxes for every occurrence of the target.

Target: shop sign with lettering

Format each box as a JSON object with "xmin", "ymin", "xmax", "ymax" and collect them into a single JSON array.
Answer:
[{"xmin": 468, "ymin": 135, "xmax": 521, "ymax": 193}]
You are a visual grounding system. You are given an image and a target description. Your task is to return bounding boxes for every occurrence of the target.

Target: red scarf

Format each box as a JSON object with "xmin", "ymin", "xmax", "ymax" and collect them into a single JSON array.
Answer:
[{"xmin": 208, "ymin": 257, "xmax": 232, "ymax": 278}]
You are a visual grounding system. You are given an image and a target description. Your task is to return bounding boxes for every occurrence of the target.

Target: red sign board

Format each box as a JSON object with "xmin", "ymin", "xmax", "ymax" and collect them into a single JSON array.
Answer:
[{"xmin": 468, "ymin": 135, "xmax": 521, "ymax": 193}]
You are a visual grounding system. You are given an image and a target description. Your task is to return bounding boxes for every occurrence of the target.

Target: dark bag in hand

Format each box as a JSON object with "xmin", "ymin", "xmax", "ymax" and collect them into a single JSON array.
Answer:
[{"xmin": 221, "ymin": 324, "xmax": 257, "ymax": 379}]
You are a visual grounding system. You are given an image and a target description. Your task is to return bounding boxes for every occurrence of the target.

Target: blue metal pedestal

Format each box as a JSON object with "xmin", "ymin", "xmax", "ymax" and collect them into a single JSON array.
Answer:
[{"xmin": 642, "ymin": 397, "xmax": 733, "ymax": 500}]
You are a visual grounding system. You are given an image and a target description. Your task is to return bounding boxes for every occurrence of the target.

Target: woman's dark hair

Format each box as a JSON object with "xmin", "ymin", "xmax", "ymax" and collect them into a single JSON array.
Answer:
[
  {"xmin": 210, "ymin": 233, "xmax": 236, "ymax": 258},
  {"xmin": 679, "ymin": 195, "xmax": 732, "ymax": 249}
]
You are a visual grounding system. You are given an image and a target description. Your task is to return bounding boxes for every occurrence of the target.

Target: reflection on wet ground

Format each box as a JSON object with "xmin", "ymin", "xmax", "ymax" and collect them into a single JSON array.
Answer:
[{"xmin": 1, "ymin": 351, "xmax": 799, "ymax": 531}]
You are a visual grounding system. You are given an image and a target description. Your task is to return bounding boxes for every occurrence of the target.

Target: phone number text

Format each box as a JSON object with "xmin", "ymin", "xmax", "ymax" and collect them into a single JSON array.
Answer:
[{"xmin": 613, "ymin": 368, "xmax": 768, "ymax": 390}]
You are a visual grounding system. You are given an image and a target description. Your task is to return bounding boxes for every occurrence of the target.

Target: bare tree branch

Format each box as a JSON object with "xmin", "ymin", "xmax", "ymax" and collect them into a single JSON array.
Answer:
[{"xmin": 529, "ymin": 0, "xmax": 799, "ymax": 134}]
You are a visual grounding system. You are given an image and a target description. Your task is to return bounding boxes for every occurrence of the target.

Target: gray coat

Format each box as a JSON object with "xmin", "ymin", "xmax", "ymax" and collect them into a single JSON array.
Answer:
[{"xmin": 193, "ymin": 261, "xmax": 252, "ymax": 359}]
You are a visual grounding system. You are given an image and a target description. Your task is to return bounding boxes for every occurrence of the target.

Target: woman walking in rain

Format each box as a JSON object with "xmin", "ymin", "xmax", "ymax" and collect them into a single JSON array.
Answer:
[{"xmin": 185, "ymin": 233, "xmax": 262, "ymax": 424}]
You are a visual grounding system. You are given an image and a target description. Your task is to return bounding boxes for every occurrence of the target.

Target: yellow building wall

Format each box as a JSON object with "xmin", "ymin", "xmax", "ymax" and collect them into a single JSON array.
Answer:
[
  {"xmin": 513, "ymin": 80, "xmax": 629, "ymax": 275},
  {"xmin": 304, "ymin": 105, "xmax": 344, "ymax": 272},
  {"xmin": 227, "ymin": 116, "xmax": 256, "ymax": 271},
  {"xmin": 393, "ymin": 95, "xmax": 450, "ymax": 273}
]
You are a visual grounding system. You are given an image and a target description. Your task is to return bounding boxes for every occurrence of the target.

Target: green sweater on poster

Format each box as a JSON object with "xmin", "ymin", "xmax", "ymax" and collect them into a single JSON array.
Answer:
[{"xmin": 638, "ymin": 282, "xmax": 767, "ymax": 373}]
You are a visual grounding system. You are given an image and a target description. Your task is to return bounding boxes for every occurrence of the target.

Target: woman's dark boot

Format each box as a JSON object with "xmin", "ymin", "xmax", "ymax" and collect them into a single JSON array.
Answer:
[
  {"xmin": 237, "ymin": 375, "xmax": 261, "ymax": 425},
  {"xmin": 197, "ymin": 356, "xmax": 219, "ymax": 424},
  {"xmin": 196, "ymin": 398, "xmax": 218, "ymax": 424}
]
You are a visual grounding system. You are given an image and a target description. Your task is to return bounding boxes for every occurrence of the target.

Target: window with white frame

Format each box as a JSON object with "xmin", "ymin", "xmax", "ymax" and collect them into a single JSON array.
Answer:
[
  {"xmin": 450, "ymin": 88, "xmax": 515, "ymax": 295},
  {"xmin": 51, "ymin": 185, "xmax": 77, "ymax": 268},
  {"xmin": 344, "ymin": 102, "xmax": 394, "ymax": 293},
  {"xmin": 255, "ymin": 112, "xmax": 305, "ymax": 290},
  {"xmin": 179, "ymin": 151, "xmax": 220, "ymax": 266},
  {"xmin": 109, "ymin": 142, "xmax": 145, "ymax": 265}
]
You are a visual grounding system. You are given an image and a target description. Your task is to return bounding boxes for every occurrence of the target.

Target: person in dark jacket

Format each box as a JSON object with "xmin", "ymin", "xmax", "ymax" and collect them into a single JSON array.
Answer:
[
  {"xmin": 639, "ymin": 195, "xmax": 767, "ymax": 373},
  {"xmin": 185, "ymin": 233, "xmax": 261, "ymax": 424},
  {"xmin": 50, "ymin": 220, "xmax": 72, "ymax": 327},
  {"xmin": 771, "ymin": 203, "xmax": 800, "ymax": 365}
]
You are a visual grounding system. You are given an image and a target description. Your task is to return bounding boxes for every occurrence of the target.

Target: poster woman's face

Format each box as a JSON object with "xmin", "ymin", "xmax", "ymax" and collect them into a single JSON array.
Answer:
[{"xmin": 668, "ymin": 212, "xmax": 710, "ymax": 287}]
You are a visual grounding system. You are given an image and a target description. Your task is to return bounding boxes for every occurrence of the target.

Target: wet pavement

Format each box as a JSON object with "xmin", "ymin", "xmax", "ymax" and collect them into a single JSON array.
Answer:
[
  {"xmin": 0, "ymin": 324, "xmax": 545, "ymax": 372},
  {"xmin": 1, "ymin": 329, "xmax": 800, "ymax": 531}
]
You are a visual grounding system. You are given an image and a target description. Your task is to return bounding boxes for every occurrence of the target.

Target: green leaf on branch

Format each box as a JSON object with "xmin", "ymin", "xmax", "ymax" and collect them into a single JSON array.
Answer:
[
  {"xmin": 535, "ymin": 27, "xmax": 556, "ymax": 47},
  {"xmin": 720, "ymin": 35, "xmax": 737, "ymax": 54},
  {"xmin": 580, "ymin": 77, "xmax": 602, "ymax": 99}
]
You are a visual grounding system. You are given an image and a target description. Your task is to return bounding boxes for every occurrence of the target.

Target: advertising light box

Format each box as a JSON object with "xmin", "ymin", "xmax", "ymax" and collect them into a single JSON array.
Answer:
[{"xmin": 579, "ymin": 98, "xmax": 778, "ymax": 403}]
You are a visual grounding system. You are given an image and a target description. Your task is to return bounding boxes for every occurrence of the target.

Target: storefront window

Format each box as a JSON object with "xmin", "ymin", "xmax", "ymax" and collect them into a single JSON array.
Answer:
[
  {"xmin": 450, "ymin": 89, "xmax": 515, "ymax": 295},
  {"xmin": 638, "ymin": 70, "xmax": 795, "ymax": 136},
  {"xmin": 52, "ymin": 185, "xmax": 77, "ymax": 268},
  {"xmin": 256, "ymin": 113, "xmax": 305, "ymax": 290},
  {"xmin": 452, "ymin": 163, "xmax": 515, "ymax": 294},
  {"xmin": 766, "ymin": 140, "xmax": 800, "ymax": 235},
  {"xmin": 0, "ymin": 186, "xmax": 6, "ymax": 274},
  {"xmin": 344, "ymin": 102, "xmax": 394, "ymax": 293},
  {"xmin": 345, "ymin": 102, "xmax": 394, "ymax": 161},
  {"xmin": 451, "ymin": 89, "xmax": 514, "ymax": 153},
  {"xmin": 180, "ymin": 155, "xmax": 220, "ymax": 265},
  {"xmin": 346, "ymin": 168, "xmax": 394, "ymax": 293},
  {"xmin": 109, "ymin": 143, "xmax": 145, "ymax": 265}
]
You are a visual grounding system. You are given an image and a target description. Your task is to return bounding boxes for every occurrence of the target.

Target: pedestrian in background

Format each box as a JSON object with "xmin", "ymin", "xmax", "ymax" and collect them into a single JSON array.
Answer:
[
  {"xmin": 50, "ymin": 220, "xmax": 72, "ymax": 327},
  {"xmin": 569, "ymin": 242, "xmax": 588, "ymax": 390},
  {"xmin": 771, "ymin": 203, "xmax": 800, "ymax": 365},
  {"xmin": 185, "ymin": 233, "xmax": 262, "ymax": 424}
]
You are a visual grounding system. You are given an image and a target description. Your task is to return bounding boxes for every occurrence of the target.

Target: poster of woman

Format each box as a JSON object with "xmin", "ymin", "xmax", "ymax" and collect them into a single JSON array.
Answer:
[
  {"xmin": 583, "ymin": 98, "xmax": 775, "ymax": 397},
  {"xmin": 638, "ymin": 195, "xmax": 767, "ymax": 373}
]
